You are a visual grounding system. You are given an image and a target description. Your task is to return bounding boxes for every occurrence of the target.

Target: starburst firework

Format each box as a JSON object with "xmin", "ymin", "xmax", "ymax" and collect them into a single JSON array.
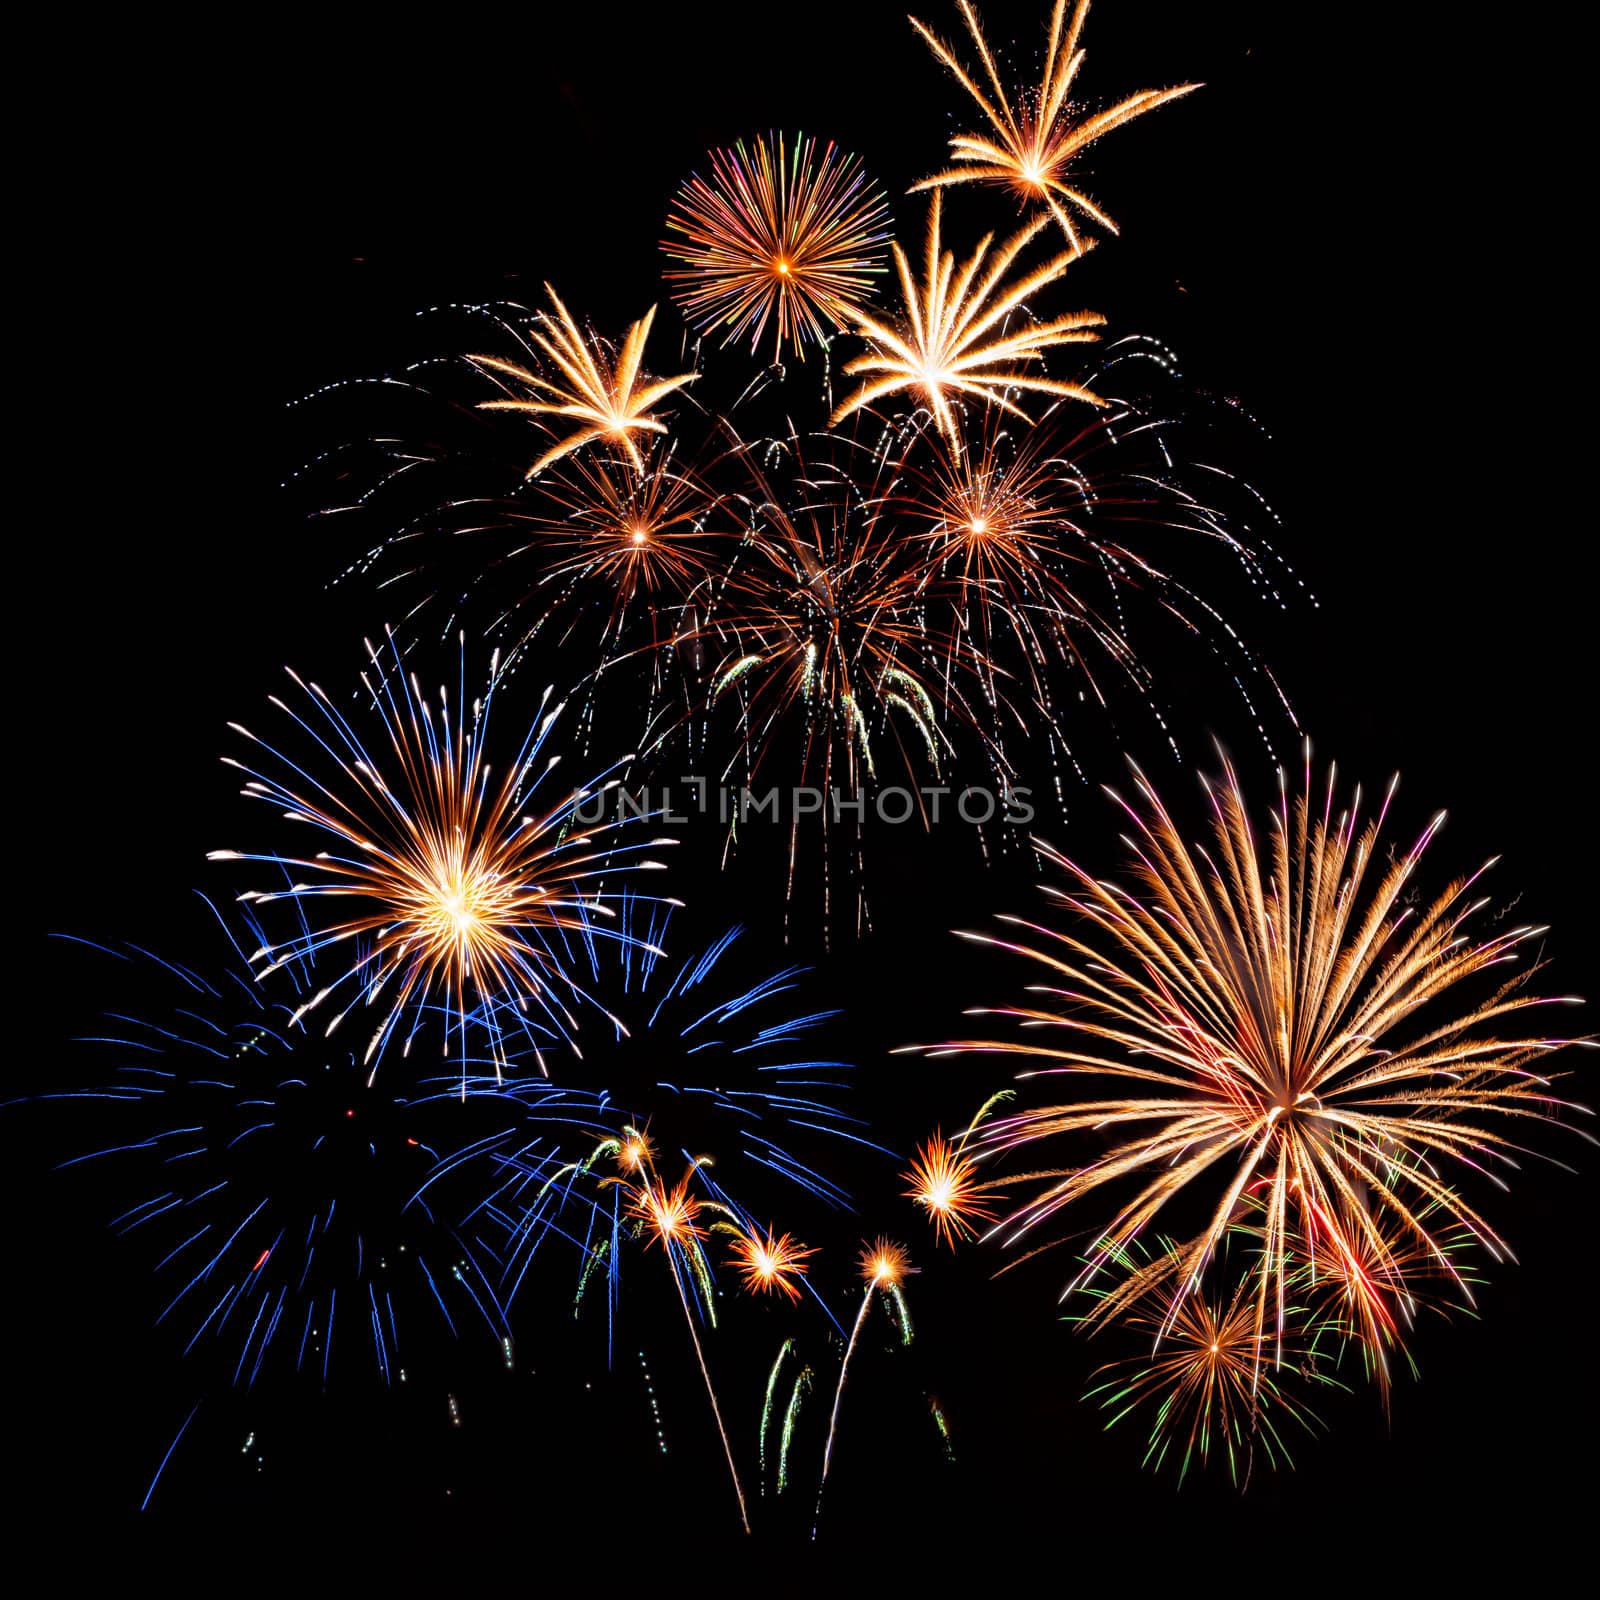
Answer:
[
  {"xmin": 903, "ymin": 1132, "xmax": 996, "ymax": 1247},
  {"xmin": 664, "ymin": 131, "xmax": 891, "ymax": 359},
  {"xmin": 729, "ymin": 1225, "xmax": 816, "ymax": 1302}
]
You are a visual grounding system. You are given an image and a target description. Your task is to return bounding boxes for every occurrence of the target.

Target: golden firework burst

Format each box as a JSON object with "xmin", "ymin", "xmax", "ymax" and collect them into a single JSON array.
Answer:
[
  {"xmin": 209, "ymin": 637, "xmax": 668, "ymax": 1068},
  {"xmin": 859, "ymin": 1236, "xmax": 913, "ymax": 1286},
  {"xmin": 914, "ymin": 752, "xmax": 1591, "ymax": 1367},
  {"xmin": 831, "ymin": 192, "xmax": 1104, "ymax": 442},
  {"xmin": 910, "ymin": 0, "xmax": 1198, "ymax": 247},
  {"xmin": 472, "ymin": 287, "xmax": 696, "ymax": 478}
]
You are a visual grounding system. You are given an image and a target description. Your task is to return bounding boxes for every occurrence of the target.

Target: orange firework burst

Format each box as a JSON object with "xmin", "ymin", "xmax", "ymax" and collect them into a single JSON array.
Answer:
[
  {"xmin": 916, "ymin": 751, "xmax": 1592, "ymax": 1373},
  {"xmin": 903, "ymin": 1132, "xmax": 996, "ymax": 1248},
  {"xmin": 907, "ymin": 422, "xmax": 1063, "ymax": 587},
  {"xmin": 472, "ymin": 287, "xmax": 696, "ymax": 477},
  {"xmin": 208, "ymin": 636, "xmax": 671, "ymax": 1069},
  {"xmin": 492, "ymin": 448, "xmax": 732, "ymax": 649},
  {"xmin": 626, "ymin": 1169, "xmax": 706, "ymax": 1250},
  {"xmin": 729, "ymin": 1226, "xmax": 816, "ymax": 1302},
  {"xmin": 831, "ymin": 192, "xmax": 1104, "ymax": 442},
  {"xmin": 910, "ymin": 0, "xmax": 1198, "ymax": 248},
  {"xmin": 615, "ymin": 1126, "xmax": 656, "ymax": 1173},
  {"xmin": 859, "ymin": 1236, "xmax": 913, "ymax": 1286},
  {"xmin": 664, "ymin": 131, "xmax": 891, "ymax": 359}
]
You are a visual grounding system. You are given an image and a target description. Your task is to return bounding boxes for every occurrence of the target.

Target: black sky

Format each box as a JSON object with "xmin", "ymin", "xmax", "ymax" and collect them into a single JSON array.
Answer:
[{"xmin": 17, "ymin": 0, "xmax": 1597, "ymax": 1580}]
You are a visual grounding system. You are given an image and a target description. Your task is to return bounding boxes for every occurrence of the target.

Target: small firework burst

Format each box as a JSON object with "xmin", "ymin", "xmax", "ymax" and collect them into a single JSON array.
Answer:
[
  {"xmin": 859, "ymin": 1236, "xmax": 913, "ymax": 1286},
  {"xmin": 728, "ymin": 1225, "xmax": 817, "ymax": 1301},
  {"xmin": 903, "ymin": 1132, "xmax": 996, "ymax": 1248},
  {"xmin": 1085, "ymin": 1243, "xmax": 1329, "ymax": 1486}
]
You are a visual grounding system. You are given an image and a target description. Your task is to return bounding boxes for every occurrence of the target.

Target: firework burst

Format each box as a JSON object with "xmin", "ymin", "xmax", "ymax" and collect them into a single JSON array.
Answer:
[
  {"xmin": 51, "ymin": 906, "xmax": 504, "ymax": 1388},
  {"xmin": 610, "ymin": 1149, "xmax": 751, "ymax": 1533},
  {"xmin": 813, "ymin": 1236, "xmax": 916, "ymax": 1537},
  {"xmin": 1083, "ymin": 1240, "xmax": 1328, "ymax": 1486},
  {"xmin": 903, "ymin": 1131, "xmax": 996, "ymax": 1248},
  {"xmin": 831, "ymin": 191, "xmax": 1104, "ymax": 442},
  {"xmin": 664, "ymin": 131, "xmax": 891, "ymax": 360},
  {"xmin": 912, "ymin": 751, "xmax": 1592, "ymax": 1377},
  {"xmin": 728, "ymin": 1225, "xmax": 817, "ymax": 1302},
  {"xmin": 696, "ymin": 430, "xmax": 975, "ymax": 793},
  {"xmin": 208, "ymin": 635, "xmax": 673, "ymax": 1072},
  {"xmin": 910, "ymin": 0, "xmax": 1198, "ymax": 247},
  {"xmin": 472, "ymin": 287, "xmax": 696, "ymax": 477}
]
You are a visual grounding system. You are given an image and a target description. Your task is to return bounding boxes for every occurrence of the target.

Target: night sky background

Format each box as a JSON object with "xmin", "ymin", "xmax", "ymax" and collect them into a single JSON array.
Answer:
[{"xmin": 17, "ymin": 0, "xmax": 1596, "ymax": 1580}]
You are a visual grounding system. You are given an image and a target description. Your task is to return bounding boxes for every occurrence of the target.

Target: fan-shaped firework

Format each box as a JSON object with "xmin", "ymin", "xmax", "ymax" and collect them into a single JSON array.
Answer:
[
  {"xmin": 664, "ymin": 131, "xmax": 891, "ymax": 360},
  {"xmin": 910, "ymin": 0, "xmax": 1198, "ymax": 247},
  {"xmin": 831, "ymin": 191, "xmax": 1104, "ymax": 442},
  {"xmin": 472, "ymin": 288, "xmax": 697, "ymax": 477},
  {"xmin": 911, "ymin": 753, "xmax": 1591, "ymax": 1381},
  {"xmin": 207, "ymin": 635, "xmax": 674, "ymax": 1072},
  {"xmin": 52, "ymin": 907, "xmax": 503, "ymax": 1388}
]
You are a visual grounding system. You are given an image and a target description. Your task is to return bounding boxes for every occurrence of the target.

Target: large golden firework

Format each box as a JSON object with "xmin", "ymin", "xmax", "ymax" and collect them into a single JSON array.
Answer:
[
  {"xmin": 915, "ymin": 754, "xmax": 1590, "ymax": 1366},
  {"xmin": 663, "ymin": 131, "xmax": 891, "ymax": 360},
  {"xmin": 909, "ymin": 0, "xmax": 1198, "ymax": 247},
  {"xmin": 472, "ymin": 288, "xmax": 696, "ymax": 477},
  {"xmin": 208, "ymin": 637, "xmax": 669, "ymax": 1068},
  {"xmin": 831, "ymin": 192, "xmax": 1104, "ymax": 442}
]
